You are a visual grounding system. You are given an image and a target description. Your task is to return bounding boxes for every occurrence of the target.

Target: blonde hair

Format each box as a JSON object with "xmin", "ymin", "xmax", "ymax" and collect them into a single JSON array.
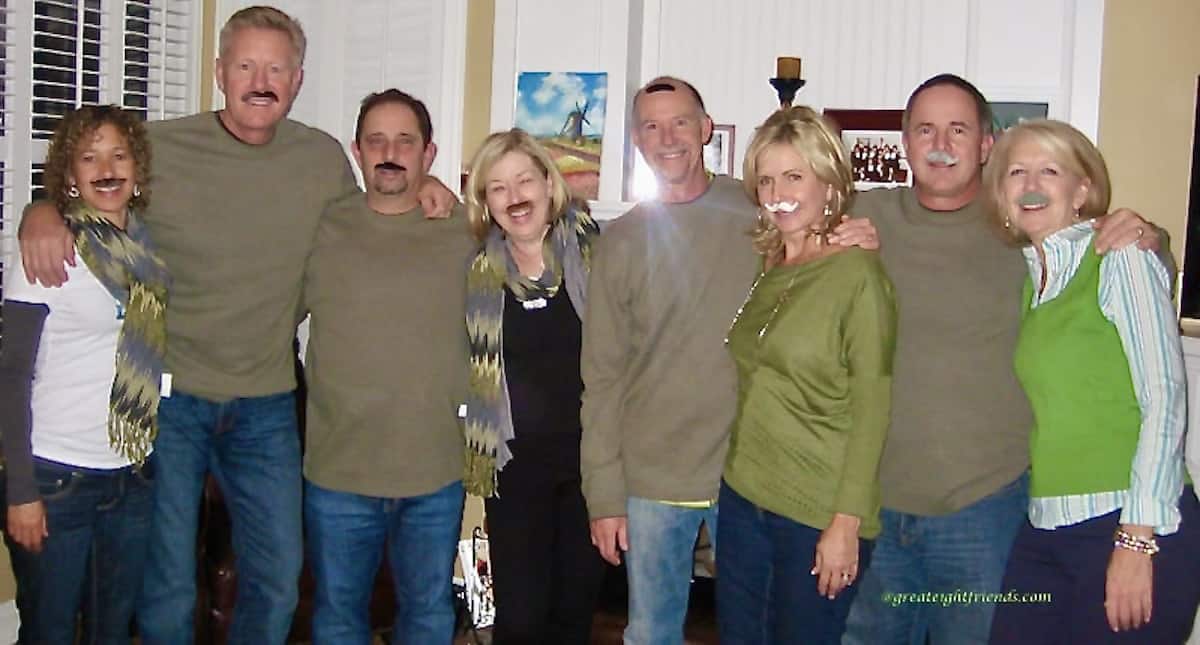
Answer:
[
  {"xmin": 464, "ymin": 129, "xmax": 572, "ymax": 243},
  {"xmin": 742, "ymin": 106, "xmax": 854, "ymax": 259},
  {"xmin": 982, "ymin": 119, "xmax": 1111, "ymax": 245},
  {"xmin": 219, "ymin": 6, "xmax": 306, "ymax": 66}
]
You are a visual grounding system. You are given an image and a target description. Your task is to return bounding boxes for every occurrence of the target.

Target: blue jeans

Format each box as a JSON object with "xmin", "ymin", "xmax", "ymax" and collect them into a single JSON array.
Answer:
[
  {"xmin": 137, "ymin": 390, "xmax": 303, "ymax": 645},
  {"xmin": 305, "ymin": 479, "xmax": 465, "ymax": 645},
  {"xmin": 623, "ymin": 496, "xmax": 719, "ymax": 645},
  {"xmin": 717, "ymin": 481, "xmax": 872, "ymax": 645},
  {"xmin": 7, "ymin": 457, "xmax": 154, "ymax": 645},
  {"xmin": 842, "ymin": 473, "xmax": 1029, "ymax": 645}
]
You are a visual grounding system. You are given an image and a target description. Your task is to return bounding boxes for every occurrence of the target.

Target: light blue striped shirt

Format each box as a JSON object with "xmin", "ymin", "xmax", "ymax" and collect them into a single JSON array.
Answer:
[{"xmin": 1022, "ymin": 222, "xmax": 1186, "ymax": 535}]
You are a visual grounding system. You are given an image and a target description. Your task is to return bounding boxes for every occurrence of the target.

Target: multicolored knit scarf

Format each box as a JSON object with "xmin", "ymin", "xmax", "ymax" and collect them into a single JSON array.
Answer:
[
  {"xmin": 464, "ymin": 201, "xmax": 599, "ymax": 497},
  {"xmin": 65, "ymin": 205, "xmax": 169, "ymax": 465}
]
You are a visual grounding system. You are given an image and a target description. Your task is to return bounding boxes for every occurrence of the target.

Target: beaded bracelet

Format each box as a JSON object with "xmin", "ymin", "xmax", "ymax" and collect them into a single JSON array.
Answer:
[{"xmin": 1113, "ymin": 529, "xmax": 1160, "ymax": 556}]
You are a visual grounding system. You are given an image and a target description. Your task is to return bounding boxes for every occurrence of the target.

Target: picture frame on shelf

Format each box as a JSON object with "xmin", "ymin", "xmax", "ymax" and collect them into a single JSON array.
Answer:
[
  {"xmin": 704, "ymin": 124, "xmax": 736, "ymax": 176},
  {"xmin": 823, "ymin": 109, "xmax": 909, "ymax": 190}
]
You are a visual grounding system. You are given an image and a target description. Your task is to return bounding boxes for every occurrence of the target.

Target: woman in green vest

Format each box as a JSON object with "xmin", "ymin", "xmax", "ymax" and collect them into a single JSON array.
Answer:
[
  {"xmin": 716, "ymin": 106, "xmax": 897, "ymax": 644},
  {"xmin": 984, "ymin": 119, "xmax": 1200, "ymax": 643}
]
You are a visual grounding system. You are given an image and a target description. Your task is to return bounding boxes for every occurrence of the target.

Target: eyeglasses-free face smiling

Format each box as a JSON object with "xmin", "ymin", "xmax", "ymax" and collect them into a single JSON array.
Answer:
[
  {"xmin": 69, "ymin": 123, "xmax": 136, "ymax": 225},
  {"xmin": 484, "ymin": 151, "xmax": 555, "ymax": 247},
  {"xmin": 1001, "ymin": 136, "xmax": 1090, "ymax": 245},
  {"xmin": 754, "ymin": 142, "xmax": 834, "ymax": 241}
]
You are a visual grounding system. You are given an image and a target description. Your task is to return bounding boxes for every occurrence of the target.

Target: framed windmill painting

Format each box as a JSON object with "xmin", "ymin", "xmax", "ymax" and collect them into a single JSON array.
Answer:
[{"xmin": 514, "ymin": 71, "xmax": 608, "ymax": 199}]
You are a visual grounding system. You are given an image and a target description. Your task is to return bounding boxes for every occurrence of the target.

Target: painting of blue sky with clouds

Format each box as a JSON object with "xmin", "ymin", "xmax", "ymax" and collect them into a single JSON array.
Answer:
[{"xmin": 515, "ymin": 71, "xmax": 607, "ymax": 200}]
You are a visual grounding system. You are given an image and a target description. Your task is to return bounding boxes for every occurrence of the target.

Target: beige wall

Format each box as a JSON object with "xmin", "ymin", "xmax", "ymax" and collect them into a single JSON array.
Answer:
[
  {"xmin": 1097, "ymin": 0, "xmax": 1200, "ymax": 268},
  {"xmin": 200, "ymin": 0, "xmax": 218, "ymax": 111},
  {"xmin": 462, "ymin": 0, "xmax": 496, "ymax": 169}
]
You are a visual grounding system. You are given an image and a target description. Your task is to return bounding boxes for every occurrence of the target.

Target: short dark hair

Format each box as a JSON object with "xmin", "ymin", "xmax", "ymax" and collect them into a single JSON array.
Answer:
[
  {"xmin": 902, "ymin": 73, "xmax": 993, "ymax": 135},
  {"xmin": 355, "ymin": 89, "xmax": 433, "ymax": 145},
  {"xmin": 632, "ymin": 76, "xmax": 707, "ymax": 119}
]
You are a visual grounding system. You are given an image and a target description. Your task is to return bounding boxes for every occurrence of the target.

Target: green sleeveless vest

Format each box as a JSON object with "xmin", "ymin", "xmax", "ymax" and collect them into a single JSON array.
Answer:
[{"xmin": 1014, "ymin": 247, "xmax": 1141, "ymax": 498}]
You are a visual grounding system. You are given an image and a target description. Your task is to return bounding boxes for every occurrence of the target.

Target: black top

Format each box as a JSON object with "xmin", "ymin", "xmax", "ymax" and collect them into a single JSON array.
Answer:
[{"xmin": 502, "ymin": 286, "xmax": 584, "ymax": 467}]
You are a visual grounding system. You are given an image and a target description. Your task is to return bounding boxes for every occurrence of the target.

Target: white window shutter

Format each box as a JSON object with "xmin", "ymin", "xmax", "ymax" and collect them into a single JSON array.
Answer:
[{"xmin": 1, "ymin": 0, "xmax": 201, "ymax": 336}]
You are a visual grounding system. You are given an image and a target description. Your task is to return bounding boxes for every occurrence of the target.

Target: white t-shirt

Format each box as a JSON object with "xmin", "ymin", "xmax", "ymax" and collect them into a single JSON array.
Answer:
[{"xmin": 3, "ymin": 250, "xmax": 136, "ymax": 469}]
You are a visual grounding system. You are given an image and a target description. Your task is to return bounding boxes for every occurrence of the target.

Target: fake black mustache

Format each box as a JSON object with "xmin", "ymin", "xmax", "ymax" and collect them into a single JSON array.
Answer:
[
  {"xmin": 375, "ymin": 162, "xmax": 406, "ymax": 173},
  {"xmin": 91, "ymin": 178, "xmax": 126, "ymax": 189},
  {"xmin": 506, "ymin": 201, "xmax": 534, "ymax": 216},
  {"xmin": 242, "ymin": 91, "xmax": 279, "ymax": 102}
]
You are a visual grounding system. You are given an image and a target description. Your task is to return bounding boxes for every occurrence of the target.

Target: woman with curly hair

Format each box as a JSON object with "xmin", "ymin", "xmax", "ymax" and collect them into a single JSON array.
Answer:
[{"xmin": 0, "ymin": 105, "xmax": 168, "ymax": 644}]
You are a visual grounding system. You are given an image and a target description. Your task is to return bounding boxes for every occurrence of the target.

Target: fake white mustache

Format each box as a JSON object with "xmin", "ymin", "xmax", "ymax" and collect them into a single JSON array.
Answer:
[
  {"xmin": 925, "ymin": 150, "xmax": 959, "ymax": 166},
  {"xmin": 763, "ymin": 201, "xmax": 798, "ymax": 213},
  {"xmin": 1018, "ymin": 191, "xmax": 1050, "ymax": 208}
]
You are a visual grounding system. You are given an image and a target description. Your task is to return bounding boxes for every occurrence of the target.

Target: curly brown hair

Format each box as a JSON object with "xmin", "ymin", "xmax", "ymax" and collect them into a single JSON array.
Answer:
[{"xmin": 43, "ymin": 105, "xmax": 152, "ymax": 213}]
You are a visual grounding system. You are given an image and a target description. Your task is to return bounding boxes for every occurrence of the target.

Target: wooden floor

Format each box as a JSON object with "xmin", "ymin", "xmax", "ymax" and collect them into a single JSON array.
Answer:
[{"xmin": 451, "ymin": 572, "xmax": 718, "ymax": 645}]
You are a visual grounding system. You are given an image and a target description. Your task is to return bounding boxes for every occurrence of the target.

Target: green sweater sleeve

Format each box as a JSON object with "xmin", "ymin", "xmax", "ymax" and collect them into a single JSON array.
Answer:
[
  {"xmin": 834, "ymin": 266, "xmax": 897, "ymax": 521},
  {"xmin": 580, "ymin": 230, "xmax": 632, "ymax": 519}
]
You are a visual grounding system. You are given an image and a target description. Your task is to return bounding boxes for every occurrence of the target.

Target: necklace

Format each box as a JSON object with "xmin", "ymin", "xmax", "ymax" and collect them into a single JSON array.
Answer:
[{"xmin": 725, "ymin": 269, "xmax": 800, "ymax": 345}]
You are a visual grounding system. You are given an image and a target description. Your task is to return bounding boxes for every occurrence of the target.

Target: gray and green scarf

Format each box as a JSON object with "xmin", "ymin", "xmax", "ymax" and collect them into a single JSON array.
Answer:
[
  {"xmin": 464, "ymin": 201, "xmax": 599, "ymax": 497},
  {"xmin": 65, "ymin": 205, "xmax": 169, "ymax": 465}
]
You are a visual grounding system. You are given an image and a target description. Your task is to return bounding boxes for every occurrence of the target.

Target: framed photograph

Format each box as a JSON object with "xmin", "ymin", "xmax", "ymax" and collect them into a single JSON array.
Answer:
[
  {"xmin": 989, "ymin": 101, "xmax": 1049, "ymax": 137},
  {"xmin": 824, "ymin": 109, "xmax": 909, "ymax": 190},
  {"xmin": 704, "ymin": 124, "xmax": 736, "ymax": 176}
]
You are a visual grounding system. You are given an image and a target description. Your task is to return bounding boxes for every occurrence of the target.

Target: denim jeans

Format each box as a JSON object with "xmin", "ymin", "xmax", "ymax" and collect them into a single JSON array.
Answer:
[
  {"xmin": 6, "ymin": 457, "xmax": 154, "ymax": 645},
  {"xmin": 137, "ymin": 390, "xmax": 303, "ymax": 645},
  {"xmin": 842, "ymin": 473, "xmax": 1028, "ymax": 645},
  {"xmin": 623, "ymin": 496, "xmax": 719, "ymax": 645},
  {"xmin": 305, "ymin": 479, "xmax": 465, "ymax": 645},
  {"xmin": 717, "ymin": 481, "xmax": 872, "ymax": 645}
]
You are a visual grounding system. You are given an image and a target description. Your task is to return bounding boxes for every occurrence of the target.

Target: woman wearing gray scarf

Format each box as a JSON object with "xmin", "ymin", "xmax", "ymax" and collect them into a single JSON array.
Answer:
[{"xmin": 463, "ymin": 129, "xmax": 604, "ymax": 644}]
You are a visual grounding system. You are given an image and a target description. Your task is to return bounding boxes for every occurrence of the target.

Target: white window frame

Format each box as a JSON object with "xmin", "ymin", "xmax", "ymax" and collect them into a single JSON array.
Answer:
[{"xmin": 1, "ymin": 0, "xmax": 203, "ymax": 271}]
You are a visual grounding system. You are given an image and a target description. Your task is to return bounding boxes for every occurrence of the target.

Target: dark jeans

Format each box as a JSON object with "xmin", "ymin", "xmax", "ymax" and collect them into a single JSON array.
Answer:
[
  {"xmin": 990, "ymin": 488, "xmax": 1200, "ymax": 644},
  {"xmin": 842, "ymin": 473, "xmax": 1029, "ymax": 645},
  {"xmin": 716, "ymin": 481, "xmax": 872, "ymax": 645},
  {"xmin": 305, "ymin": 479, "xmax": 465, "ymax": 645},
  {"xmin": 483, "ymin": 444, "xmax": 606, "ymax": 645},
  {"xmin": 7, "ymin": 457, "xmax": 154, "ymax": 645},
  {"xmin": 137, "ymin": 390, "xmax": 303, "ymax": 645}
]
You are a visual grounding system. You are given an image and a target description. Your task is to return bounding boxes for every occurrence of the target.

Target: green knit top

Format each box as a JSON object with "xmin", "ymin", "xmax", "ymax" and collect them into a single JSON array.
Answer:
[
  {"xmin": 1015, "ymin": 246, "xmax": 1141, "ymax": 498},
  {"xmin": 723, "ymin": 247, "xmax": 896, "ymax": 538}
]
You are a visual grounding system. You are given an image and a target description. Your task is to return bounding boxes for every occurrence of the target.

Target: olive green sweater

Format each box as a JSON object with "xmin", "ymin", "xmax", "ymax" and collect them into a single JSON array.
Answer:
[
  {"xmin": 580, "ymin": 177, "xmax": 759, "ymax": 519},
  {"xmin": 143, "ymin": 113, "xmax": 358, "ymax": 401},
  {"xmin": 723, "ymin": 249, "xmax": 896, "ymax": 538},
  {"xmin": 302, "ymin": 194, "xmax": 474, "ymax": 498}
]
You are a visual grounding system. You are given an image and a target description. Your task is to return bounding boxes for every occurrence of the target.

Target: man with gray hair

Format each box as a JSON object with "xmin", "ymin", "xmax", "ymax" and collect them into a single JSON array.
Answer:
[
  {"xmin": 840, "ymin": 73, "xmax": 1165, "ymax": 645},
  {"xmin": 17, "ymin": 6, "xmax": 455, "ymax": 643}
]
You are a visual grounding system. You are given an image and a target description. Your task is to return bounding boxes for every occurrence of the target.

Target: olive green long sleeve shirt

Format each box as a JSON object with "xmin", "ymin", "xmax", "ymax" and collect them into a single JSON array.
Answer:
[{"xmin": 723, "ymin": 248, "xmax": 896, "ymax": 538}]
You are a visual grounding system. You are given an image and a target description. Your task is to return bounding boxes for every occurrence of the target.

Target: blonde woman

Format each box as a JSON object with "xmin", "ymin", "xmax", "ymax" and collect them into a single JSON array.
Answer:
[
  {"xmin": 716, "ymin": 106, "xmax": 896, "ymax": 644},
  {"xmin": 983, "ymin": 119, "xmax": 1200, "ymax": 644},
  {"xmin": 463, "ymin": 129, "xmax": 605, "ymax": 644}
]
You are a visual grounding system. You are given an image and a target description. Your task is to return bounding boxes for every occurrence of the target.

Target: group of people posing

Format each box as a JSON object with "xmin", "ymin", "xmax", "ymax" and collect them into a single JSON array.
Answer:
[{"xmin": 1, "ymin": 5, "xmax": 1199, "ymax": 645}]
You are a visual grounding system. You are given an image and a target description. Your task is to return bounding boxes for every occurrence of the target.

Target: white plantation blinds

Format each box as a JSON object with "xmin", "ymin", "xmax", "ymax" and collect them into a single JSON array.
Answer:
[{"xmin": 0, "ymin": 0, "xmax": 200, "ymax": 336}]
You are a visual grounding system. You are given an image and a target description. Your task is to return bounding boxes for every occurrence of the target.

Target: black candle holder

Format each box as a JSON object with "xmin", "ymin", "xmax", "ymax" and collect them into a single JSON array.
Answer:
[{"xmin": 769, "ymin": 77, "xmax": 807, "ymax": 108}]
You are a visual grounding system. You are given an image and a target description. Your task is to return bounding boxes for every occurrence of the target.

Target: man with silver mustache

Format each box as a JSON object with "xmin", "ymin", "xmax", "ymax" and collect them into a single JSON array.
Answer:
[{"xmin": 838, "ymin": 74, "xmax": 1170, "ymax": 645}]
